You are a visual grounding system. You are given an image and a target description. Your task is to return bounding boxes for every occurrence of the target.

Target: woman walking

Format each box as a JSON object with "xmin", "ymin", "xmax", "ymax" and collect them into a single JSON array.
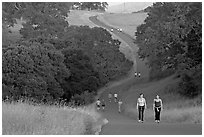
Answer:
[
  {"xmin": 101, "ymin": 99, "xmax": 106, "ymax": 111},
  {"xmin": 136, "ymin": 93, "xmax": 147, "ymax": 123},
  {"xmin": 114, "ymin": 93, "xmax": 118, "ymax": 102},
  {"xmin": 96, "ymin": 99, "xmax": 101, "ymax": 111},
  {"xmin": 108, "ymin": 92, "xmax": 112, "ymax": 102},
  {"xmin": 153, "ymin": 95, "xmax": 163, "ymax": 123},
  {"xmin": 118, "ymin": 99, "xmax": 123, "ymax": 113}
]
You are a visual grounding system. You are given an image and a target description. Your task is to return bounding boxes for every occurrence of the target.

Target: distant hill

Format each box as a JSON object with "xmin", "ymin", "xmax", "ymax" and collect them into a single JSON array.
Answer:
[{"xmin": 106, "ymin": 2, "xmax": 153, "ymax": 13}]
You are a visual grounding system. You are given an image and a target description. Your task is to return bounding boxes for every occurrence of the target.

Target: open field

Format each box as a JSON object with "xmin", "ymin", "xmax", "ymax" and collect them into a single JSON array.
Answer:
[
  {"xmin": 120, "ymin": 76, "xmax": 202, "ymax": 124},
  {"xmin": 98, "ymin": 12, "xmax": 148, "ymax": 38},
  {"xmin": 2, "ymin": 102, "xmax": 105, "ymax": 135}
]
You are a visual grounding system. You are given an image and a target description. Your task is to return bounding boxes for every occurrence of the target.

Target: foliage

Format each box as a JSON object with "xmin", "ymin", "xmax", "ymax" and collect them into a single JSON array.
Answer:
[
  {"xmin": 52, "ymin": 26, "xmax": 133, "ymax": 84},
  {"xmin": 72, "ymin": 2, "xmax": 108, "ymax": 11},
  {"xmin": 2, "ymin": 2, "xmax": 132, "ymax": 103},
  {"xmin": 61, "ymin": 49, "xmax": 100, "ymax": 100},
  {"xmin": 71, "ymin": 90, "xmax": 96, "ymax": 106},
  {"xmin": 2, "ymin": 41, "xmax": 70, "ymax": 101},
  {"xmin": 135, "ymin": 2, "xmax": 202, "ymax": 97},
  {"xmin": 2, "ymin": 2, "xmax": 72, "ymax": 39}
]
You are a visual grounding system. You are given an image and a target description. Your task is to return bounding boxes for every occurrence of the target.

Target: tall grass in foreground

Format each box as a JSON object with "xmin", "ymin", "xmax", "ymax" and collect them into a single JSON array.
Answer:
[
  {"xmin": 122, "ymin": 75, "xmax": 202, "ymax": 124},
  {"xmin": 124, "ymin": 106, "xmax": 202, "ymax": 124},
  {"xmin": 2, "ymin": 102, "xmax": 103, "ymax": 135}
]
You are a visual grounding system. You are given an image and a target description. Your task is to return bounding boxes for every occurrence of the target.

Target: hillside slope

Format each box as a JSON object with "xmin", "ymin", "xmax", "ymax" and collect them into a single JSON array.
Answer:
[{"xmin": 89, "ymin": 10, "xmax": 202, "ymax": 135}]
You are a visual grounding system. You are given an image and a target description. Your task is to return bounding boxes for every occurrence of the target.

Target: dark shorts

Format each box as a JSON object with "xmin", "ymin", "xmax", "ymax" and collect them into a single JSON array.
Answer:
[
  {"xmin": 96, "ymin": 105, "xmax": 100, "ymax": 108},
  {"xmin": 102, "ymin": 104, "xmax": 105, "ymax": 107}
]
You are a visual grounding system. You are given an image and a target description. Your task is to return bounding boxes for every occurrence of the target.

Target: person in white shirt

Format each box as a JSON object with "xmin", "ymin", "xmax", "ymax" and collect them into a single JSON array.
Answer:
[
  {"xmin": 96, "ymin": 99, "xmax": 101, "ymax": 110},
  {"xmin": 118, "ymin": 99, "xmax": 123, "ymax": 113},
  {"xmin": 138, "ymin": 72, "xmax": 141, "ymax": 77},
  {"xmin": 134, "ymin": 72, "xmax": 138, "ymax": 77},
  {"xmin": 136, "ymin": 93, "xmax": 147, "ymax": 123},
  {"xmin": 114, "ymin": 93, "xmax": 118, "ymax": 102}
]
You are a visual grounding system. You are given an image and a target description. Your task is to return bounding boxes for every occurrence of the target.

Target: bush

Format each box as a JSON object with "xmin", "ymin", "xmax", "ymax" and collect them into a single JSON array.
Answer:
[
  {"xmin": 149, "ymin": 67, "xmax": 175, "ymax": 80},
  {"xmin": 178, "ymin": 73, "xmax": 201, "ymax": 98},
  {"xmin": 71, "ymin": 91, "xmax": 96, "ymax": 106}
]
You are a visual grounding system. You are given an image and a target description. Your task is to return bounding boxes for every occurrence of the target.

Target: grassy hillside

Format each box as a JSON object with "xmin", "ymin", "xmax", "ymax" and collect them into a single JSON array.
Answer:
[
  {"xmin": 107, "ymin": 2, "xmax": 153, "ymax": 13},
  {"xmin": 67, "ymin": 10, "xmax": 135, "ymax": 63},
  {"xmin": 98, "ymin": 12, "xmax": 148, "ymax": 38},
  {"xmin": 67, "ymin": 10, "xmax": 100, "ymax": 27},
  {"xmin": 2, "ymin": 102, "xmax": 105, "ymax": 135},
  {"xmin": 118, "ymin": 75, "xmax": 202, "ymax": 123},
  {"xmin": 96, "ymin": 10, "xmax": 202, "ymax": 124}
]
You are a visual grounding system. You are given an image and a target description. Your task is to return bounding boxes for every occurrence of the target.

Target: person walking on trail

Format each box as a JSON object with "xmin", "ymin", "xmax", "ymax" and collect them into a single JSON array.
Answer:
[
  {"xmin": 134, "ymin": 72, "xmax": 141, "ymax": 77},
  {"xmin": 101, "ymin": 99, "xmax": 106, "ymax": 111},
  {"xmin": 136, "ymin": 93, "xmax": 147, "ymax": 123},
  {"xmin": 134, "ymin": 72, "xmax": 138, "ymax": 77},
  {"xmin": 114, "ymin": 93, "xmax": 118, "ymax": 102},
  {"xmin": 138, "ymin": 72, "xmax": 141, "ymax": 77},
  {"xmin": 96, "ymin": 99, "xmax": 101, "ymax": 111},
  {"xmin": 153, "ymin": 95, "xmax": 163, "ymax": 123},
  {"xmin": 118, "ymin": 99, "xmax": 123, "ymax": 113},
  {"xmin": 108, "ymin": 92, "xmax": 112, "ymax": 102}
]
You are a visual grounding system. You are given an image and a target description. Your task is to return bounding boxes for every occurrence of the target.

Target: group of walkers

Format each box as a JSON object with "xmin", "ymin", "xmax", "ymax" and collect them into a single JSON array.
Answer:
[
  {"xmin": 137, "ymin": 93, "xmax": 163, "ymax": 123},
  {"xmin": 96, "ymin": 92, "xmax": 163, "ymax": 123},
  {"xmin": 96, "ymin": 92, "xmax": 123, "ymax": 113}
]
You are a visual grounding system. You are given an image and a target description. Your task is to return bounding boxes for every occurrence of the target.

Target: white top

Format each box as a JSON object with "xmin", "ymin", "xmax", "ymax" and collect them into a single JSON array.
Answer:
[
  {"xmin": 137, "ymin": 98, "xmax": 146, "ymax": 106},
  {"xmin": 118, "ymin": 101, "xmax": 122, "ymax": 105},
  {"xmin": 114, "ymin": 94, "xmax": 118, "ymax": 97},
  {"xmin": 96, "ymin": 100, "xmax": 101, "ymax": 105}
]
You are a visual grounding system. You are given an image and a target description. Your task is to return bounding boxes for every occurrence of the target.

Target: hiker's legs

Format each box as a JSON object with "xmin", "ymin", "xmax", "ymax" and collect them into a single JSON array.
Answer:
[
  {"xmin": 118, "ymin": 105, "xmax": 121, "ymax": 112},
  {"xmin": 155, "ymin": 108, "xmax": 158, "ymax": 120},
  {"xmin": 138, "ymin": 107, "xmax": 140, "ymax": 120},
  {"xmin": 157, "ymin": 108, "xmax": 161, "ymax": 121},
  {"xmin": 141, "ymin": 106, "xmax": 144, "ymax": 121},
  {"xmin": 138, "ymin": 106, "xmax": 142, "ymax": 121},
  {"xmin": 155, "ymin": 108, "xmax": 161, "ymax": 121}
]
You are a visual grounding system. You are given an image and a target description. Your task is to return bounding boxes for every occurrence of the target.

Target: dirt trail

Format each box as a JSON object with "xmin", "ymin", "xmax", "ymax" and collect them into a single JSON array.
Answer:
[{"xmin": 89, "ymin": 15, "xmax": 202, "ymax": 135}]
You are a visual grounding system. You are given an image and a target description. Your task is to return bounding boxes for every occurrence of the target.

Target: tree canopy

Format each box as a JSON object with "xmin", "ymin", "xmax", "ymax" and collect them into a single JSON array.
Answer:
[
  {"xmin": 2, "ymin": 2, "xmax": 132, "ymax": 104},
  {"xmin": 135, "ymin": 2, "xmax": 202, "ymax": 97},
  {"xmin": 2, "ymin": 2, "xmax": 72, "ymax": 40},
  {"xmin": 72, "ymin": 2, "xmax": 108, "ymax": 11}
]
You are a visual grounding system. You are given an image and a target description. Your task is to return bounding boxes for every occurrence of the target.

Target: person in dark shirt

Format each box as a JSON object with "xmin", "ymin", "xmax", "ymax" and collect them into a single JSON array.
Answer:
[
  {"xmin": 153, "ymin": 95, "xmax": 163, "ymax": 123},
  {"xmin": 101, "ymin": 99, "xmax": 106, "ymax": 111}
]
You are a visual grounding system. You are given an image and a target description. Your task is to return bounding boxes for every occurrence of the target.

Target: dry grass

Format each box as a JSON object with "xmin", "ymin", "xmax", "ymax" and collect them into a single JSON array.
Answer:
[
  {"xmin": 124, "ymin": 105, "xmax": 202, "ymax": 124},
  {"xmin": 119, "ymin": 75, "xmax": 202, "ymax": 124},
  {"xmin": 67, "ymin": 10, "xmax": 101, "ymax": 27},
  {"xmin": 2, "ymin": 102, "xmax": 103, "ymax": 135},
  {"xmin": 98, "ymin": 12, "xmax": 148, "ymax": 38}
]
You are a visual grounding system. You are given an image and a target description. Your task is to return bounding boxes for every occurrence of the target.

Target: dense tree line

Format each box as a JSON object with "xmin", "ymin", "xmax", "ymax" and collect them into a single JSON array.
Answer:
[
  {"xmin": 135, "ymin": 2, "xmax": 202, "ymax": 97},
  {"xmin": 2, "ymin": 2, "xmax": 132, "ymax": 104},
  {"xmin": 72, "ymin": 2, "xmax": 108, "ymax": 11}
]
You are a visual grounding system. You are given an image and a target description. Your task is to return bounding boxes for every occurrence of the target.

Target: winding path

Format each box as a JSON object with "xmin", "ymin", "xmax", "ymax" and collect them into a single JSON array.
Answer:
[{"xmin": 89, "ymin": 15, "xmax": 202, "ymax": 135}]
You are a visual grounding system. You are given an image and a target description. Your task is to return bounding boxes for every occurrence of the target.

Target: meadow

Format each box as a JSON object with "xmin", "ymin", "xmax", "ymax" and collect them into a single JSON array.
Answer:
[
  {"xmin": 95, "ymin": 11, "xmax": 202, "ymax": 124},
  {"xmin": 2, "ymin": 101, "xmax": 105, "ymax": 135},
  {"xmin": 119, "ymin": 75, "xmax": 202, "ymax": 124},
  {"xmin": 3, "ymin": 10, "xmax": 201, "ymax": 136},
  {"xmin": 98, "ymin": 12, "xmax": 148, "ymax": 38}
]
